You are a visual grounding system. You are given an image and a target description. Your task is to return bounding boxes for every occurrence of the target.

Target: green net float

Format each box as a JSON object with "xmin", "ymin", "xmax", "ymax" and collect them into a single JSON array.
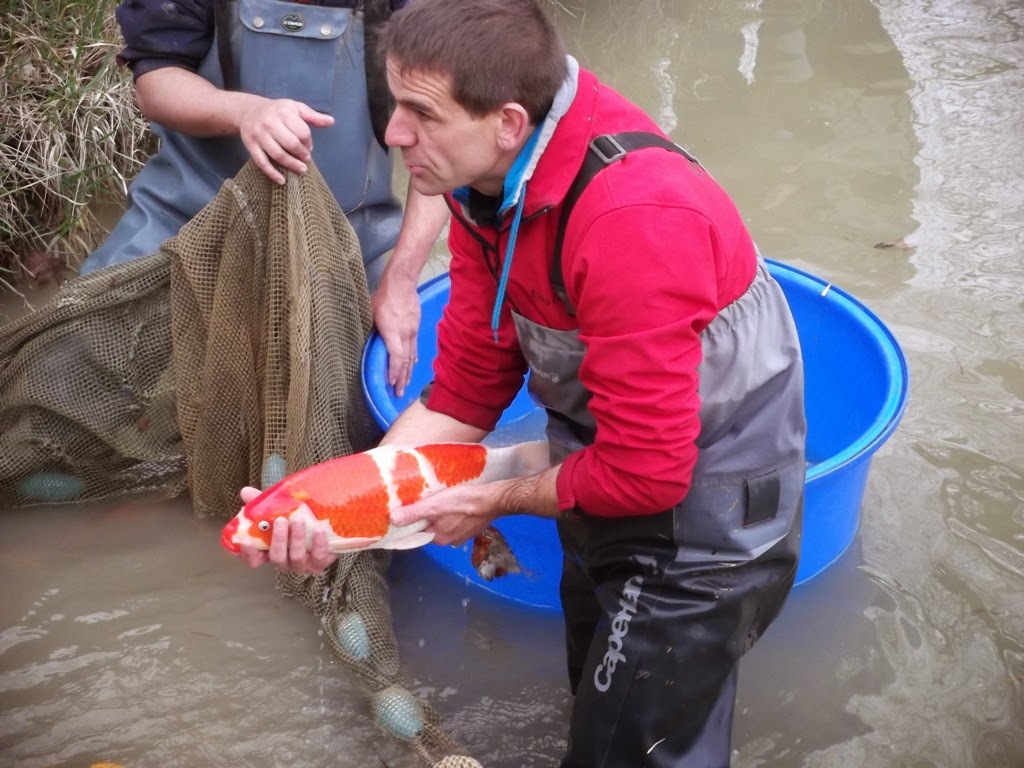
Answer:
[
  {"xmin": 433, "ymin": 759, "xmax": 484, "ymax": 768},
  {"xmin": 335, "ymin": 611, "xmax": 371, "ymax": 661},
  {"xmin": 372, "ymin": 685, "xmax": 424, "ymax": 740},
  {"xmin": 17, "ymin": 471, "xmax": 85, "ymax": 503},
  {"xmin": 260, "ymin": 453, "xmax": 287, "ymax": 489}
]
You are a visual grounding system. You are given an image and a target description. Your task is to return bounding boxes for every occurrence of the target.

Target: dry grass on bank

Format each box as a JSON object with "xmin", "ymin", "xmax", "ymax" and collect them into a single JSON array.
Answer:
[
  {"xmin": 0, "ymin": 0, "xmax": 152, "ymax": 297},
  {"xmin": 0, "ymin": 0, "xmax": 578, "ymax": 302}
]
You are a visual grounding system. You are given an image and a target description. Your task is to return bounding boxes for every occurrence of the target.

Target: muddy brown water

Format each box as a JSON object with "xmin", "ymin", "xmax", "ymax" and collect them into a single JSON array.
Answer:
[{"xmin": 2, "ymin": 0, "xmax": 1023, "ymax": 766}]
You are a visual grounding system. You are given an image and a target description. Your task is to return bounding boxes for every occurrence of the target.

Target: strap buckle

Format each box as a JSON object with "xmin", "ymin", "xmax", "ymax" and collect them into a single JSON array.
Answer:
[{"xmin": 588, "ymin": 135, "xmax": 627, "ymax": 165}]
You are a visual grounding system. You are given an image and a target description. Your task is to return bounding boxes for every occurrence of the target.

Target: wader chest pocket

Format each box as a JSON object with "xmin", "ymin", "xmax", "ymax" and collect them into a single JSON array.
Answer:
[
  {"xmin": 237, "ymin": 0, "xmax": 352, "ymax": 112},
  {"xmin": 744, "ymin": 468, "xmax": 781, "ymax": 527}
]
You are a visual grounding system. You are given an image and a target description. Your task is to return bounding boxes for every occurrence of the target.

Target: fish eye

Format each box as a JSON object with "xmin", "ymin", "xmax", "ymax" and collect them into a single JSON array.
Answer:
[{"xmin": 258, "ymin": 521, "xmax": 271, "ymax": 531}]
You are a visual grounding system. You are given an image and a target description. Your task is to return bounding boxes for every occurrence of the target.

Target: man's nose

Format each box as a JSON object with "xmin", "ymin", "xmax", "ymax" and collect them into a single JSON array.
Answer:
[{"xmin": 385, "ymin": 108, "xmax": 412, "ymax": 148}]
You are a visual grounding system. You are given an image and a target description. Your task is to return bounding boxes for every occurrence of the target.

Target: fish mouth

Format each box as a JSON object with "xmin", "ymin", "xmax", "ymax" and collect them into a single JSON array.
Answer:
[{"xmin": 221, "ymin": 517, "xmax": 241, "ymax": 554}]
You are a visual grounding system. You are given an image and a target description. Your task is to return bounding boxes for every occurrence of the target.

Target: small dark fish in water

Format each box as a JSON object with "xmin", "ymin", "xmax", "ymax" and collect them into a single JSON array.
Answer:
[
  {"xmin": 471, "ymin": 526, "xmax": 522, "ymax": 581},
  {"xmin": 23, "ymin": 249, "xmax": 68, "ymax": 287},
  {"xmin": 873, "ymin": 237, "xmax": 914, "ymax": 251}
]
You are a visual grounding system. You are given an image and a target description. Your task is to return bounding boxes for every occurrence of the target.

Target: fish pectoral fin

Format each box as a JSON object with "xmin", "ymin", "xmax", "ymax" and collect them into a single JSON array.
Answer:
[
  {"xmin": 381, "ymin": 531, "xmax": 436, "ymax": 550},
  {"xmin": 323, "ymin": 522, "xmax": 434, "ymax": 553},
  {"xmin": 369, "ymin": 521, "xmax": 434, "ymax": 551},
  {"xmin": 327, "ymin": 535, "xmax": 384, "ymax": 552}
]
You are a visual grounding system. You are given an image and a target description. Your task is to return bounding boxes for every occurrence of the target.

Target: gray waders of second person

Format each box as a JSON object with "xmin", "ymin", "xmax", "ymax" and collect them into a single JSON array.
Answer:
[
  {"xmin": 512, "ymin": 254, "xmax": 806, "ymax": 768},
  {"xmin": 81, "ymin": 0, "xmax": 401, "ymax": 287}
]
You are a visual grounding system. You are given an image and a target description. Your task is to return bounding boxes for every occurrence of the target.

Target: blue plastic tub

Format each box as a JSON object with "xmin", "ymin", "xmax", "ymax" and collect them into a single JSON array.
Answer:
[{"xmin": 362, "ymin": 260, "xmax": 909, "ymax": 610}]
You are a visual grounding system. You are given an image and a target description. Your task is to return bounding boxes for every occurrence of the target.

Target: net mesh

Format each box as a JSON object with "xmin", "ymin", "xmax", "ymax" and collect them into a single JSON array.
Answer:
[{"xmin": 0, "ymin": 162, "xmax": 482, "ymax": 768}]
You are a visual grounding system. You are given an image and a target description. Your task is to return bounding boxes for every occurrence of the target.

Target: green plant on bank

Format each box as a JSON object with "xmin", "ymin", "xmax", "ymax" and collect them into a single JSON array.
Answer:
[{"xmin": 0, "ymin": 0, "xmax": 153, "ymax": 297}]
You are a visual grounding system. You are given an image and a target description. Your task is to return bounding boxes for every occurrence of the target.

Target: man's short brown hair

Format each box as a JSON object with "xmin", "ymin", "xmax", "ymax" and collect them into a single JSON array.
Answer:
[{"xmin": 380, "ymin": 0, "xmax": 568, "ymax": 125}]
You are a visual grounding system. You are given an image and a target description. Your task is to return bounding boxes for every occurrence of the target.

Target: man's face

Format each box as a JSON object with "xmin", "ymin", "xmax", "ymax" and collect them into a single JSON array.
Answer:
[{"xmin": 385, "ymin": 60, "xmax": 507, "ymax": 197}]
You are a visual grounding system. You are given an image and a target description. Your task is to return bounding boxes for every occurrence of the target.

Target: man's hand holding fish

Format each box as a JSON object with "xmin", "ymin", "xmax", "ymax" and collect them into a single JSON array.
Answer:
[
  {"xmin": 234, "ymin": 486, "xmax": 339, "ymax": 574},
  {"xmin": 388, "ymin": 463, "xmax": 559, "ymax": 547}
]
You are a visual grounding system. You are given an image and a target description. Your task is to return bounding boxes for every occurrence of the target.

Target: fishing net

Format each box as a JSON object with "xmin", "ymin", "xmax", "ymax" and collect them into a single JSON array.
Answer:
[{"xmin": 0, "ymin": 162, "xmax": 482, "ymax": 768}]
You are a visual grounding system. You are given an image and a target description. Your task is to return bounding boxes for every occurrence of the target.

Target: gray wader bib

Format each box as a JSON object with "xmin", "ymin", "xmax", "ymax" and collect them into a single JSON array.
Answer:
[
  {"xmin": 511, "ymin": 257, "xmax": 806, "ymax": 768},
  {"xmin": 81, "ymin": 0, "xmax": 401, "ymax": 288}
]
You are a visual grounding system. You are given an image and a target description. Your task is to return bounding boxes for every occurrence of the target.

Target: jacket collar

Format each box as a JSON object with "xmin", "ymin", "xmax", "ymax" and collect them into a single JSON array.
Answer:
[{"xmin": 452, "ymin": 56, "xmax": 598, "ymax": 226}]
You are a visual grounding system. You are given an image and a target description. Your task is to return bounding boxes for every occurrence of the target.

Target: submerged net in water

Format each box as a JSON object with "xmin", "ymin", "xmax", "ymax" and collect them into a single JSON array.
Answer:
[{"xmin": 0, "ymin": 162, "xmax": 482, "ymax": 768}]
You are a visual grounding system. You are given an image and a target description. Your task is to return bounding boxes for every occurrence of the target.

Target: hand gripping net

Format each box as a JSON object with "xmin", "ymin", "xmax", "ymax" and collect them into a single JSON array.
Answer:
[{"xmin": 0, "ymin": 162, "xmax": 483, "ymax": 768}]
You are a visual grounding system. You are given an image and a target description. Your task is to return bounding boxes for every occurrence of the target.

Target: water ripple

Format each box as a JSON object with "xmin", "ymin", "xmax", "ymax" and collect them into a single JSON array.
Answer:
[{"xmin": 0, "ymin": 626, "xmax": 48, "ymax": 656}]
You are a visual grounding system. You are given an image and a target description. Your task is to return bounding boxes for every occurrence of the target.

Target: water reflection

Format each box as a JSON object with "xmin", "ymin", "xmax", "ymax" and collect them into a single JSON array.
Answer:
[
  {"xmin": 3, "ymin": 0, "xmax": 1024, "ymax": 765},
  {"xmin": 551, "ymin": 0, "xmax": 922, "ymax": 297}
]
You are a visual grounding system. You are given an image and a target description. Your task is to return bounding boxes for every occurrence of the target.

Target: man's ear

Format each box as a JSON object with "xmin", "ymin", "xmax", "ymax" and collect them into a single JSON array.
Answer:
[{"xmin": 495, "ymin": 103, "xmax": 533, "ymax": 151}]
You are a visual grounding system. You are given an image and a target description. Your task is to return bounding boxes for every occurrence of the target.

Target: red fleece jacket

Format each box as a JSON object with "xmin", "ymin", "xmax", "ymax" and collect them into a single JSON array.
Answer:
[{"xmin": 426, "ymin": 68, "xmax": 757, "ymax": 517}]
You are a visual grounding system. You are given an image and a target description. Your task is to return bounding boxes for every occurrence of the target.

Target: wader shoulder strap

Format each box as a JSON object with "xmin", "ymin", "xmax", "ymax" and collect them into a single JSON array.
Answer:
[
  {"xmin": 551, "ymin": 131, "xmax": 701, "ymax": 316},
  {"xmin": 364, "ymin": 0, "xmax": 394, "ymax": 150},
  {"xmin": 216, "ymin": 0, "xmax": 236, "ymax": 92}
]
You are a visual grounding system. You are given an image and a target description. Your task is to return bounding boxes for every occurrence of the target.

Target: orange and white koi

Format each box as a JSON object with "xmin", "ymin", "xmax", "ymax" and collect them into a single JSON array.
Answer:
[
  {"xmin": 471, "ymin": 526, "xmax": 522, "ymax": 581},
  {"xmin": 220, "ymin": 441, "xmax": 550, "ymax": 554}
]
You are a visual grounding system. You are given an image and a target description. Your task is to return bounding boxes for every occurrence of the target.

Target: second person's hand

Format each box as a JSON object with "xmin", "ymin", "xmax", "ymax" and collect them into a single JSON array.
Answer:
[
  {"xmin": 372, "ymin": 268, "xmax": 421, "ymax": 397},
  {"xmin": 239, "ymin": 97, "xmax": 335, "ymax": 184}
]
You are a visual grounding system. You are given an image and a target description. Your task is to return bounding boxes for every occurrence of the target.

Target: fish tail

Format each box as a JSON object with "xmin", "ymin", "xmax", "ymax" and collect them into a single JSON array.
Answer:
[
  {"xmin": 480, "ymin": 440, "xmax": 551, "ymax": 482},
  {"xmin": 511, "ymin": 440, "xmax": 552, "ymax": 475}
]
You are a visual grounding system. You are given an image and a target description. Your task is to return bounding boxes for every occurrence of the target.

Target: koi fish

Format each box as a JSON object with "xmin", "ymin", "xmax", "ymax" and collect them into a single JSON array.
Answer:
[
  {"xmin": 471, "ymin": 526, "xmax": 522, "ymax": 581},
  {"xmin": 221, "ymin": 441, "xmax": 550, "ymax": 554}
]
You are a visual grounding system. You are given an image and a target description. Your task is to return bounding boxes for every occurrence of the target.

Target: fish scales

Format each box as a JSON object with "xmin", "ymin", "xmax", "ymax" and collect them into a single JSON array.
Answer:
[
  {"xmin": 289, "ymin": 452, "xmax": 391, "ymax": 538},
  {"xmin": 417, "ymin": 443, "xmax": 488, "ymax": 486},
  {"xmin": 392, "ymin": 450, "xmax": 427, "ymax": 506}
]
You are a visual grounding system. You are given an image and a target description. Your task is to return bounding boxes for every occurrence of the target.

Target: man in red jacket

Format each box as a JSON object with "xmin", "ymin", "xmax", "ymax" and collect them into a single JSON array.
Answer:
[{"xmin": 249, "ymin": 0, "xmax": 806, "ymax": 764}]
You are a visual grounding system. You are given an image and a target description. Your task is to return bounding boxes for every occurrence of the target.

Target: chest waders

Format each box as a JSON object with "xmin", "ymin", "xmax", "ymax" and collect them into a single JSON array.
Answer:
[
  {"xmin": 81, "ymin": 0, "xmax": 402, "ymax": 289},
  {"xmin": 510, "ymin": 133, "xmax": 806, "ymax": 767}
]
